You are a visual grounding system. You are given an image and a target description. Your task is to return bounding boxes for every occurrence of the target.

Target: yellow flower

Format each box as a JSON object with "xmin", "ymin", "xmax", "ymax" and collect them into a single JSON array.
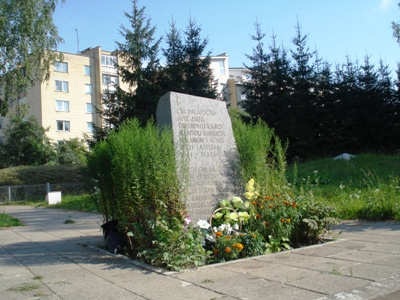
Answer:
[
  {"xmin": 245, "ymin": 180, "xmax": 255, "ymax": 192},
  {"xmin": 238, "ymin": 211, "xmax": 250, "ymax": 222},
  {"xmin": 232, "ymin": 197, "xmax": 245, "ymax": 209},
  {"xmin": 244, "ymin": 192, "xmax": 254, "ymax": 200},
  {"xmin": 213, "ymin": 212, "xmax": 223, "ymax": 219}
]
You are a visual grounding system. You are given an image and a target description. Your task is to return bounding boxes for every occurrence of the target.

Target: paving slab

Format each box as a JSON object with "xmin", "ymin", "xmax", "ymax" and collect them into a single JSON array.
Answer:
[{"xmin": 1, "ymin": 205, "xmax": 400, "ymax": 300}]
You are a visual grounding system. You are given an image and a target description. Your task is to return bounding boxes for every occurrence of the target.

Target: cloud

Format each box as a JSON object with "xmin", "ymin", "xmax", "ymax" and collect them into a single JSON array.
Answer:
[{"xmin": 379, "ymin": 0, "xmax": 393, "ymax": 11}]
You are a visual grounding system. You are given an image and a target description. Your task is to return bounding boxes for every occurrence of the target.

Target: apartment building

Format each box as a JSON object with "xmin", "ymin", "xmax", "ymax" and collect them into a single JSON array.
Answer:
[
  {"xmin": 209, "ymin": 53, "xmax": 230, "ymax": 97},
  {"xmin": 208, "ymin": 53, "xmax": 248, "ymax": 109},
  {"xmin": 0, "ymin": 46, "xmax": 127, "ymax": 145}
]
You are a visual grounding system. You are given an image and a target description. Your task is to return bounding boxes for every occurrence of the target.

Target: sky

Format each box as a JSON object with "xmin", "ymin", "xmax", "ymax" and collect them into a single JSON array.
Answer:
[{"xmin": 54, "ymin": 0, "xmax": 399, "ymax": 74}]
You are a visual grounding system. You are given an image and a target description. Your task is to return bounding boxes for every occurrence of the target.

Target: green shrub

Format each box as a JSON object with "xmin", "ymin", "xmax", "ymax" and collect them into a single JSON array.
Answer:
[
  {"xmin": 87, "ymin": 119, "xmax": 207, "ymax": 270},
  {"xmin": 231, "ymin": 115, "xmax": 288, "ymax": 195},
  {"xmin": 136, "ymin": 216, "xmax": 208, "ymax": 271}
]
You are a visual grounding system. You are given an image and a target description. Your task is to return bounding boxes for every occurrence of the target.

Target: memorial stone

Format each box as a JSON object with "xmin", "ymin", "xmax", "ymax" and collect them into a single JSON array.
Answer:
[{"xmin": 156, "ymin": 91, "xmax": 241, "ymax": 223}]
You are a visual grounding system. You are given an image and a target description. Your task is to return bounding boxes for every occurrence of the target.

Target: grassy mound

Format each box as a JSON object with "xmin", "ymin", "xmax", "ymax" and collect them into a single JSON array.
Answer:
[{"xmin": 0, "ymin": 165, "xmax": 87, "ymax": 186}]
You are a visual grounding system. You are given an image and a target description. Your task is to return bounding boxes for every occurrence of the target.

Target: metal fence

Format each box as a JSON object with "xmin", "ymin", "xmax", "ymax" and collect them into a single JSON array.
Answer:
[{"xmin": 0, "ymin": 182, "xmax": 89, "ymax": 203}]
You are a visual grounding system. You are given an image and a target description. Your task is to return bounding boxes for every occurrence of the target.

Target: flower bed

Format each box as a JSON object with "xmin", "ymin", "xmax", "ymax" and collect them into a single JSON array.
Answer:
[{"xmin": 194, "ymin": 179, "xmax": 339, "ymax": 264}]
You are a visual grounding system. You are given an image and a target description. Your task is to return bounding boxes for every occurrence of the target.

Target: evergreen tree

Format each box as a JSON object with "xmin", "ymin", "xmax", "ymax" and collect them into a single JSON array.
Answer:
[
  {"xmin": 113, "ymin": 0, "xmax": 162, "ymax": 126},
  {"xmin": 161, "ymin": 17, "xmax": 217, "ymax": 98},
  {"xmin": 263, "ymin": 35, "xmax": 292, "ymax": 131},
  {"xmin": 160, "ymin": 19, "xmax": 186, "ymax": 93},
  {"xmin": 374, "ymin": 59, "xmax": 399, "ymax": 150},
  {"xmin": 331, "ymin": 56, "xmax": 361, "ymax": 153},
  {"xmin": 392, "ymin": 2, "xmax": 400, "ymax": 46},
  {"xmin": 183, "ymin": 18, "xmax": 217, "ymax": 98},
  {"xmin": 289, "ymin": 21, "xmax": 317, "ymax": 157},
  {"xmin": 311, "ymin": 53, "xmax": 336, "ymax": 155},
  {"xmin": 242, "ymin": 21, "xmax": 271, "ymax": 120}
]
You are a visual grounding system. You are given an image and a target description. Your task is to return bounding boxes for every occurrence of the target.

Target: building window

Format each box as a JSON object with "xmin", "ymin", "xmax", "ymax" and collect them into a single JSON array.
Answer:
[
  {"xmin": 56, "ymin": 120, "xmax": 70, "ymax": 132},
  {"xmin": 101, "ymin": 55, "xmax": 116, "ymax": 66},
  {"xmin": 54, "ymin": 62, "xmax": 68, "ymax": 73},
  {"xmin": 84, "ymin": 65, "xmax": 91, "ymax": 76},
  {"xmin": 218, "ymin": 61, "xmax": 225, "ymax": 75},
  {"xmin": 86, "ymin": 103, "xmax": 93, "ymax": 113},
  {"xmin": 85, "ymin": 84, "xmax": 92, "ymax": 94},
  {"xmin": 102, "ymin": 75, "xmax": 119, "ymax": 85},
  {"xmin": 87, "ymin": 122, "xmax": 94, "ymax": 133},
  {"xmin": 55, "ymin": 80, "xmax": 68, "ymax": 92},
  {"xmin": 56, "ymin": 100, "xmax": 69, "ymax": 112}
]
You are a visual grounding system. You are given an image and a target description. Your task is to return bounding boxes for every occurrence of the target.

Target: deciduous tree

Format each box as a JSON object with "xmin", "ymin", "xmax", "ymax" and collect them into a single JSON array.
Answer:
[{"xmin": 0, "ymin": 0, "xmax": 64, "ymax": 116}]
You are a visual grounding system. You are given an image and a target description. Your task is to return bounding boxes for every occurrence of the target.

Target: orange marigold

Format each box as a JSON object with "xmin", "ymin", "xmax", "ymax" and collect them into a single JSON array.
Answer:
[
  {"xmin": 216, "ymin": 231, "xmax": 223, "ymax": 237},
  {"xmin": 256, "ymin": 213, "xmax": 261, "ymax": 219},
  {"xmin": 224, "ymin": 247, "xmax": 231, "ymax": 253},
  {"xmin": 265, "ymin": 195, "xmax": 272, "ymax": 200},
  {"xmin": 252, "ymin": 201, "xmax": 258, "ymax": 205},
  {"xmin": 281, "ymin": 218, "xmax": 286, "ymax": 223},
  {"xmin": 292, "ymin": 202, "xmax": 297, "ymax": 208},
  {"xmin": 213, "ymin": 249, "xmax": 219, "ymax": 255},
  {"xmin": 264, "ymin": 220, "xmax": 269, "ymax": 227},
  {"xmin": 233, "ymin": 243, "xmax": 244, "ymax": 252}
]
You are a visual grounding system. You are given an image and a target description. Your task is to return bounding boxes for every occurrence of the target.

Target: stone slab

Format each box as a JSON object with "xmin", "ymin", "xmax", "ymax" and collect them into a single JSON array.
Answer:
[{"xmin": 157, "ymin": 91, "xmax": 240, "ymax": 223}]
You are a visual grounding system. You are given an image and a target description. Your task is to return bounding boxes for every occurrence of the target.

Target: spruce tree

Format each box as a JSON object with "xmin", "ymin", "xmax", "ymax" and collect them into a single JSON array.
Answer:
[
  {"xmin": 312, "ymin": 54, "xmax": 336, "ymax": 156},
  {"xmin": 182, "ymin": 18, "xmax": 217, "ymax": 98},
  {"xmin": 289, "ymin": 21, "xmax": 317, "ymax": 157},
  {"xmin": 242, "ymin": 21, "xmax": 271, "ymax": 120},
  {"xmin": 161, "ymin": 19, "xmax": 186, "ymax": 93},
  {"xmin": 161, "ymin": 17, "xmax": 217, "ymax": 98},
  {"xmin": 113, "ymin": 0, "xmax": 162, "ymax": 125},
  {"xmin": 264, "ymin": 35, "xmax": 292, "ymax": 131}
]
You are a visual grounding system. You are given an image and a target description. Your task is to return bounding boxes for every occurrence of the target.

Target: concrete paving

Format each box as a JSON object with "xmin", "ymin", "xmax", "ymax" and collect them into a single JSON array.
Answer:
[{"xmin": 1, "ymin": 205, "xmax": 400, "ymax": 300}]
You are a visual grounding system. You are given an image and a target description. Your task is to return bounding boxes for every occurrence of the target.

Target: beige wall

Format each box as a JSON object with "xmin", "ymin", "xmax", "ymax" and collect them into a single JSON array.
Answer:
[
  {"xmin": 37, "ymin": 51, "xmax": 95, "ymax": 142},
  {"xmin": 0, "ymin": 47, "xmax": 123, "ymax": 145}
]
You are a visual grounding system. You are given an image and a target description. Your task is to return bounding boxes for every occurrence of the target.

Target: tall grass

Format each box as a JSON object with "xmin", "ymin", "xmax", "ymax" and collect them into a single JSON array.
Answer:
[
  {"xmin": 288, "ymin": 154, "xmax": 400, "ymax": 220},
  {"xmin": 86, "ymin": 119, "xmax": 197, "ymax": 263},
  {"xmin": 231, "ymin": 116, "xmax": 288, "ymax": 195}
]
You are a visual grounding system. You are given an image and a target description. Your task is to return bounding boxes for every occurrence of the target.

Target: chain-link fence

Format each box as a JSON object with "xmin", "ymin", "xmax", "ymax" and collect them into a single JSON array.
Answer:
[{"xmin": 0, "ymin": 182, "xmax": 89, "ymax": 203}]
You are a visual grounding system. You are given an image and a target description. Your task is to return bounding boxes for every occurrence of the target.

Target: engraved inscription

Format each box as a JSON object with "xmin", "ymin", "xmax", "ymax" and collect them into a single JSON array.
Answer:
[{"xmin": 156, "ymin": 92, "xmax": 239, "ymax": 223}]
